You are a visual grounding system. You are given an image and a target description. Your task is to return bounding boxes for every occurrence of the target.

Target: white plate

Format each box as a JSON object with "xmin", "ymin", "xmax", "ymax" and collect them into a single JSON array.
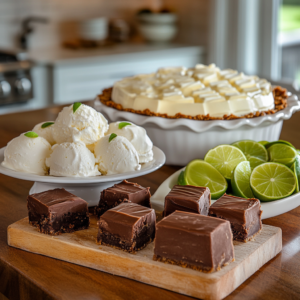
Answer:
[
  {"xmin": 151, "ymin": 168, "xmax": 300, "ymax": 220},
  {"xmin": 0, "ymin": 146, "xmax": 165, "ymax": 206}
]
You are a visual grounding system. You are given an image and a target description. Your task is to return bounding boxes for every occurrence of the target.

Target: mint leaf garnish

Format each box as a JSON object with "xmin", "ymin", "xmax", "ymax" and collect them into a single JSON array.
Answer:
[
  {"xmin": 41, "ymin": 122, "xmax": 54, "ymax": 129},
  {"xmin": 24, "ymin": 131, "xmax": 39, "ymax": 138},
  {"xmin": 109, "ymin": 133, "xmax": 117, "ymax": 142},
  {"xmin": 118, "ymin": 122, "xmax": 131, "ymax": 129},
  {"xmin": 73, "ymin": 102, "xmax": 82, "ymax": 113}
]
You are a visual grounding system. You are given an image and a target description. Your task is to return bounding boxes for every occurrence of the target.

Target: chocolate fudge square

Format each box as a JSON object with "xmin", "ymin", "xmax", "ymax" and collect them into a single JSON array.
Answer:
[
  {"xmin": 153, "ymin": 211, "xmax": 234, "ymax": 272},
  {"xmin": 209, "ymin": 194, "xmax": 262, "ymax": 242},
  {"xmin": 97, "ymin": 202, "xmax": 155, "ymax": 253},
  {"xmin": 164, "ymin": 185, "xmax": 210, "ymax": 217},
  {"xmin": 27, "ymin": 188, "xmax": 89, "ymax": 235},
  {"xmin": 95, "ymin": 180, "xmax": 151, "ymax": 217}
]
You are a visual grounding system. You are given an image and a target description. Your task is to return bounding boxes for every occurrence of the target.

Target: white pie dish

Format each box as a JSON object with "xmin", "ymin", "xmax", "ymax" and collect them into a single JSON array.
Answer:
[
  {"xmin": 95, "ymin": 93, "xmax": 300, "ymax": 165},
  {"xmin": 150, "ymin": 168, "xmax": 300, "ymax": 220},
  {"xmin": 0, "ymin": 146, "xmax": 165, "ymax": 206}
]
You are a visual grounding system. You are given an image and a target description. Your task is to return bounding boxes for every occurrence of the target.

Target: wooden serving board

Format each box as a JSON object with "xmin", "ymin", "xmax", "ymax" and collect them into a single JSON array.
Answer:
[{"xmin": 8, "ymin": 216, "xmax": 282, "ymax": 300}]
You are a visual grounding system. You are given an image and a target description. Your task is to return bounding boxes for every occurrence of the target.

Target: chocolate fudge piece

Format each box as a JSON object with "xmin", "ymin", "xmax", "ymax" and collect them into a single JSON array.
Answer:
[
  {"xmin": 97, "ymin": 202, "xmax": 155, "ymax": 253},
  {"xmin": 153, "ymin": 211, "xmax": 234, "ymax": 272},
  {"xmin": 27, "ymin": 188, "xmax": 89, "ymax": 235},
  {"xmin": 209, "ymin": 194, "xmax": 262, "ymax": 242},
  {"xmin": 95, "ymin": 180, "xmax": 151, "ymax": 217},
  {"xmin": 164, "ymin": 185, "xmax": 210, "ymax": 217}
]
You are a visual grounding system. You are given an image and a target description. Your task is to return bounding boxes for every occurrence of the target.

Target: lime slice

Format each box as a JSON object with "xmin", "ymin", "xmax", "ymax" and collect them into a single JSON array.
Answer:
[
  {"xmin": 258, "ymin": 141, "xmax": 269, "ymax": 146},
  {"xmin": 268, "ymin": 144, "xmax": 298, "ymax": 167},
  {"xmin": 184, "ymin": 159, "xmax": 227, "ymax": 199},
  {"xmin": 204, "ymin": 145, "xmax": 247, "ymax": 180},
  {"xmin": 265, "ymin": 140, "xmax": 295, "ymax": 149},
  {"xmin": 177, "ymin": 171, "xmax": 187, "ymax": 185},
  {"xmin": 231, "ymin": 161, "xmax": 254, "ymax": 198},
  {"xmin": 250, "ymin": 162, "xmax": 296, "ymax": 201},
  {"xmin": 291, "ymin": 156, "xmax": 300, "ymax": 193},
  {"xmin": 232, "ymin": 140, "xmax": 268, "ymax": 169}
]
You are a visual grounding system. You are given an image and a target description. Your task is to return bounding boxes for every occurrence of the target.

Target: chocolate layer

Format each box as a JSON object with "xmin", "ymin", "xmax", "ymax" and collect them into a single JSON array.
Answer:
[
  {"xmin": 164, "ymin": 185, "xmax": 210, "ymax": 217},
  {"xmin": 209, "ymin": 194, "xmax": 262, "ymax": 242},
  {"xmin": 95, "ymin": 180, "xmax": 151, "ymax": 217},
  {"xmin": 154, "ymin": 211, "xmax": 234, "ymax": 272},
  {"xmin": 97, "ymin": 202, "xmax": 156, "ymax": 253},
  {"xmin": 27, "ymin": 188, "xmax": 89, "ymax": 235}
]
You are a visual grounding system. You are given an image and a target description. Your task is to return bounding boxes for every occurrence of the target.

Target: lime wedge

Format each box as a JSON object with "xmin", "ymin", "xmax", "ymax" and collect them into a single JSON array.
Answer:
[
  {"xmin": 231, "ymin": 161, "xmax": 254, "ymax": 198},
  {"xmin": 291, "ymin": 156, "xmax": 300, "ymax": 193},
  {"xmin": 250, "ymin": 162, "xmax": 296, "ymax": 201},
  {"xmin": 265, "ymin": 140, "xmax": 295, "ymax": 149},
  {"xmin": 177, "ymin": 171, "xmax": 187, "ymax": 185},
  {"xmin": 204, "ymin": 145, "xmax": 247, "ymax": 180},
  {"xmin": 184, "ymin": 159, "xmax": 227, "ymax": 199},
  {"xmin": 258, "ymin": 141, "xmax": 269, "ymax": 146},
  {"xmin": 232, "ymin": 140, "xmax": 268, "ymax": 169},
  {"xmin": 268, "ymin": 144, "xmax": 298, "ymax": 167}
]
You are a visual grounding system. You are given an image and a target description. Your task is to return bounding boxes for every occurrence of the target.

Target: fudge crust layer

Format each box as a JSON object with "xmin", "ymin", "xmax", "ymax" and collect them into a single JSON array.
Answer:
[
  {"xmin": 154, "ymin": 211, "xmax": 234, "ymax": 272},
  {"xmin": 27, "ymin": 188, "xmax": 89, "ymax": 235},
  {"xmin": 97, "ymin": 203, "xmax": 155, "ymax": 253},
  {"xmin": 209, "ymin": 194, "xmax": 262, "ymax": 242},
  {"xmin": 164, "ymin": 185, "xmax": 210, "ymax": 217}
]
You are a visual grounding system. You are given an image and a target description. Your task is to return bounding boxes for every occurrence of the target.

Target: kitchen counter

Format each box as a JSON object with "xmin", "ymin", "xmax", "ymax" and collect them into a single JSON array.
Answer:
[{"xmin": 0, "ymin": 104, "xmax": 300, "ymax": 300}]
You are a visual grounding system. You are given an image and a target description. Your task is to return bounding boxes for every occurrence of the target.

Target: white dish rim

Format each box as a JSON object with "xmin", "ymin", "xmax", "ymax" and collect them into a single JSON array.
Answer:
[
  {"xmin": 95, "ymin": 93, "xmax": 300, "ymax": 133},
  {"xmin": 0, "ymin": 146, "xmax": 166, "ymax": 184}
]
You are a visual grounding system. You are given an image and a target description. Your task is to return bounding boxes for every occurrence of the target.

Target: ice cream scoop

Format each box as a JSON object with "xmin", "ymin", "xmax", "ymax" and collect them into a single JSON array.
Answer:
[
  {"xmin": 46, "ymin": 141, "xmax": 100, "ymax": 177},
  {"xmin": 52, "ymin": 103, "xmax": 108, "ymax": 148},
  {"xmin": 32, "ymin": 121, "xmax": 55, "ymax": 145},
  {"xmin": 2, "ymin": 132, "xmax": 52, "ymax": 175},
  {"xmin": 94, "ymin": 134, "xmax": 141, "ymax": 175},
  {"xmin": 105, "ymin": 121, "xmax": 153, "ymax": 163}
]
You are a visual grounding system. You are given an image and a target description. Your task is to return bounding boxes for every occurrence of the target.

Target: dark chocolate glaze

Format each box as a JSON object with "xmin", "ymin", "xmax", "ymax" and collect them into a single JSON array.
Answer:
[
  {"xmin": 209, "ymin": 194, "xmax": 262, "ymax": 241},
  {"xmin": 98, "ymin": 202, "xmax": 156, "ymax": 242},
  {"xmin": 164, "ymin": 185, "xmax": 211, "ymax": 217},
  {"xmin": 154, "ymin": 211, "xmax": 234, "ymax": 272}
]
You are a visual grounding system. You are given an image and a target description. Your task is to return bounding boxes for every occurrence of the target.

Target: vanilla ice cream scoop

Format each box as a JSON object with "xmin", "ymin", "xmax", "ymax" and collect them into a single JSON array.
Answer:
[
  {"xmin": 2, "ymin": 132, "xmax": 52, "ymax": 175},
  {"xmin": 94, "ymin": 134, "xmax": 141, "ymax": 175},
  {"xmin": 105, "ymin": 121, "xmax": 153, "ymax": 163},
  {"xmin": 46, "ymin": 141, "xmax": 100, "ymax": 177},
  {"xmin": 32, "ymin": 121, "xmax": 55, "ymax": 145},
  {"xmin": 52, "ymin": 103, "xmax": 108, "ymax": 147}
]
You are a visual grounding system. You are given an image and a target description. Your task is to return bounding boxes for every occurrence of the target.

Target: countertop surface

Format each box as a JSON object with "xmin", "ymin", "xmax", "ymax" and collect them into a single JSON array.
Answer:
[
  {"xmin": 28, "ymin": 43, "xmax": 204, "ymax": 65},
  {"xmin": 0, "ymin": 103, "xmax": 300, "ymax": 300}
]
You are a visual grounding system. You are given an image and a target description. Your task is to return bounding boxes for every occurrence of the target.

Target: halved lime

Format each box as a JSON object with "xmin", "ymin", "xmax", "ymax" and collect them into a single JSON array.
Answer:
[
  {"xmin": 232, "ymin": 140, "xmax": 268, "ymax": 169},
  {"xmin": 291, "ymin": 156, "xmax": 300, "ymax": 193},
  {"xmin": 268, "ymin": 144, "xmax": 298, "ymax": 167},
  {"xmin": 231, "ymin": 161, "xmax": 254, "ymax": 198},
  {"xmin": 264, "ymin": 140, "xmax": 295, "ymax": 149},
  {"xmin": 177, "ymin": 170, "xmax": 187, "ymax": 185},
  {"xmin": 184, "ymin": 159, "xmax": 227, "ymax": 199},
  {"xmin": 204, "ymin": 145, "xmax": 247, "ymax": 180},
  {"xmin": 258, "ymin": 141, "xmax": 269, "ymax": 146},
  {"xmin": 250, "ymin": 162, "xmax": 296, "ymax": 201}
]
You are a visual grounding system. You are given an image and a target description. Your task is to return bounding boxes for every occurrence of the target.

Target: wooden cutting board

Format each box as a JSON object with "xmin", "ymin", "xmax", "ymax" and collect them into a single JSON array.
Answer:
[{"xmin": 7, "ymin": 216, "xmax": 282, "ymax": 300}]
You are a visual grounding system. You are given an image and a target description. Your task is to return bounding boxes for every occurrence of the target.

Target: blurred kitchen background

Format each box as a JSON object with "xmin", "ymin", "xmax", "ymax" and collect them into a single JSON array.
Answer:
[{"xmin": 0, "ymin": 0, "xmax": 299, "ymax": 114}]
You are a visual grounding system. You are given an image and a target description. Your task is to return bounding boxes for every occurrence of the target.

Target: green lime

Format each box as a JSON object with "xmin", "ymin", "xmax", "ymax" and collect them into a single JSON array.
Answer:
[
  {"xmin": 232, "ymin": 140, "xmax": 268, "ymax": 169},
  {"xmin": 268, "ymin": 144, "xmax": 298, "ymax": 167},
  {"xmin": 184, "ymin": 159, "xmax": 227, "ymax": 199},
  {"xmin": 204, "ymin": 145, "xmax": 247, "ymax": 180},
  {"xmin": 177, "ymin": 170, "xmax": 187, "ymax": 185},
  {"xmin": 250, "ymin": 162, "xmax": 296, "ymax": 201},
  {"xmin": 231, "ymin": 161, "xmax": 254, "ymax": 198},
  {"xmin": 291, "ymin": 156, "xmax": 300, "ymax": 193},
  {"xmin": 264, "ymin": 140, "xmax": 295, "ymax": 149},
  {"xmin": 258, "ymin": 141, "xmax": 269, "ymax": 146}
]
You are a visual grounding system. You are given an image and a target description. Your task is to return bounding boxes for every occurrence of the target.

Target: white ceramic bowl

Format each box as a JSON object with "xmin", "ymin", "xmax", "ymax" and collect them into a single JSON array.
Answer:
[
  {"xmin": 95, "ymin": 93, "xmax": 300, "ymax": 166},
  {"xmin": 0, "ymin": 146, "xmax": 165, "ymax": 206},
  {"xmin": 79, "ymin": 17, "xmax": 108, "ymax": 41}
]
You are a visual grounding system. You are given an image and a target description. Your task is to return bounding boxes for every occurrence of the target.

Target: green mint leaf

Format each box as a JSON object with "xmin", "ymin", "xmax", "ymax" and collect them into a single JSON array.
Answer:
[
  {"xmin": 24, "ymin": 131, "xmax": 39, "ymax": 138},
  {"xmin": 73, "ymin": 102, "xmax": 82, "ymax": 113},
  {"xmin": 41, "ymin": 122, "xmax": 54, "ymax": 129},
  {"xmin": 109, "ymin": 133, "xmax": 117, "ymax": 142},
  {"xmin": 118, "ymin": 122, "xmax": 131, "ymax": 129}
]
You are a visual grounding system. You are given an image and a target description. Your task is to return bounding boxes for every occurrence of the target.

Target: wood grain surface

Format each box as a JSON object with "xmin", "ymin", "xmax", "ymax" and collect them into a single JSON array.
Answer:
[{"xmin": 0, "ymin": 103, "xmax": 300, "ymax": 300}]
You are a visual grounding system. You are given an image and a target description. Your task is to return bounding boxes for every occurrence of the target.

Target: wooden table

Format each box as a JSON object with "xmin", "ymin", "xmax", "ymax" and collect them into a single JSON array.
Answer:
[{"xmin": 0, "ymin": 104, "xmax": 300, "ymax": 300}]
